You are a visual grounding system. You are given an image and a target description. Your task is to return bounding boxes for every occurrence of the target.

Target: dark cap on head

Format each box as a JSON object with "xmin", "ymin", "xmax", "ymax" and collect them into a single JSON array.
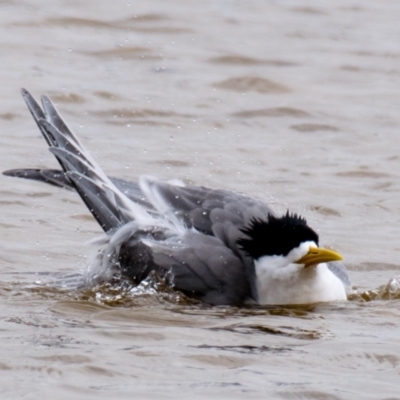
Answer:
[{"xmin": 237, "ymin": 211, "xmax": 319, "ymax": 260}]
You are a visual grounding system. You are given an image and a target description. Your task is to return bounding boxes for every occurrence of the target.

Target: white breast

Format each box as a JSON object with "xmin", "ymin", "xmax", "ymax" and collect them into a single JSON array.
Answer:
[{"xmin": 254, "ymin": 255, "xmax": 347, "ymax": 305}]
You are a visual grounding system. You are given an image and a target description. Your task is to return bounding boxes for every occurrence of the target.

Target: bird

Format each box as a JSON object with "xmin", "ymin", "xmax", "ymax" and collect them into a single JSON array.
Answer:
[{"xmin": 3, "ymin": 89, "xmax": 351, "ymax": 306}]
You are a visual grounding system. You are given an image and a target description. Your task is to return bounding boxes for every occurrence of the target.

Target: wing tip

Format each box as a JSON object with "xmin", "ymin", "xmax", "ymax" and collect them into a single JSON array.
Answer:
[{"xmin": 3, "ymin": 168, "xmax": 21, "ymax": 177}]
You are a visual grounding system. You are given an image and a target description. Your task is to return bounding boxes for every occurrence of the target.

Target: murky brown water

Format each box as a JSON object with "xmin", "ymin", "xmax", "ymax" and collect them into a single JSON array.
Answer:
[{"xmin": 1, "ymin": 1, "xmax": 400, "ymax": 398}]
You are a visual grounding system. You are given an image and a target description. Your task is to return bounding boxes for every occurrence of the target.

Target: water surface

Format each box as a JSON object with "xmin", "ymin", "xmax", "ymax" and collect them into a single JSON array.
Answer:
[{"xmin": 1, "ymin": 1, "xmax": 400, "ymax": 399}]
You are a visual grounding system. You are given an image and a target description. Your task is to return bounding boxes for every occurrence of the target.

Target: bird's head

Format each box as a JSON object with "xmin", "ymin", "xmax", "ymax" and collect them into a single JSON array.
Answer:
[
  {"xmin": 237, "ymin": 211, "xmax": 346, "ymax": 305},
  {"xmin": 237, "ymin": 211, "xmax": 343, "ymax": 270}
]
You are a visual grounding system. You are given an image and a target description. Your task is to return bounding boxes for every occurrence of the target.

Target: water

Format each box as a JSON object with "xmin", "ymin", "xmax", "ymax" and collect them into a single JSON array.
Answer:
[{"xmin": 1, "ymin": 1, "xmax": 400, "ymax": 398}]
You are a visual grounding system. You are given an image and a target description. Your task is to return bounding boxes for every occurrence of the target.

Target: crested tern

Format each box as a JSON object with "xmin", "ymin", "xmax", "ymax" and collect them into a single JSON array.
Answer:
[{"xmin": 3, "ymin": 89, "xmax": 351, "ymax": 305}]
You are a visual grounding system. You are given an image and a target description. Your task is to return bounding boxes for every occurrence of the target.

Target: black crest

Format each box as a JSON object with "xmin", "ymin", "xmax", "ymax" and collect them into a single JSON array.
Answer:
[{"xmin": 237, "ymin": 211, "xmax": 319, "ymax": 260}]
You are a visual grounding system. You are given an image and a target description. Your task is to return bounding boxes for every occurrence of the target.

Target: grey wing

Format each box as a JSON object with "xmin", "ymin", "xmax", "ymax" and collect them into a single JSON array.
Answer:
[
  {"xmin": 150, "ymin": 232, "xmax": 252, "ymax": 305},
  {"xmin": 120, "ymin": 179, "xmax": 273, "ymax": 248},
  {"xmin": 3, "ymin": 168, "xmax": 74, "ymax": 189},
  {"xmin": 139, "ymin": 181, "xmax": 273, "ymax": 233},
  {"xmin": 117, "ymin": 180, "xmax": 267, "ymax": 301}
]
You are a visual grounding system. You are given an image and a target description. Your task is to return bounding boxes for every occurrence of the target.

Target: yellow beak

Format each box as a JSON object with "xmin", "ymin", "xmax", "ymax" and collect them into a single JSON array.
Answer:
[{"xmin": 295, "ymin": 247, "xmax": 343, "ymax": 268}]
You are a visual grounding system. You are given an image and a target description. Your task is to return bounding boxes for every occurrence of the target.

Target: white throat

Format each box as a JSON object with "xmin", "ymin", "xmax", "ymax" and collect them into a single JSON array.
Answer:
[{"xmin": 254, "ymin": 241, "xmax": 347, "ymax": 305}]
